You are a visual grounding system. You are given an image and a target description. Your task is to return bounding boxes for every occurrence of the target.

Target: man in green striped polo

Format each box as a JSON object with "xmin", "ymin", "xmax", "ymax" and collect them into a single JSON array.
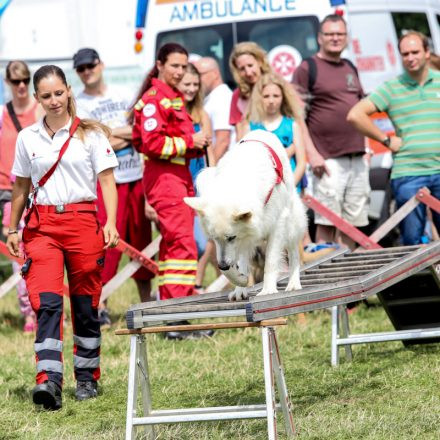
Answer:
[{"xmin": 347, "ymin": 30, "xmax": 440, "ymax": 245}]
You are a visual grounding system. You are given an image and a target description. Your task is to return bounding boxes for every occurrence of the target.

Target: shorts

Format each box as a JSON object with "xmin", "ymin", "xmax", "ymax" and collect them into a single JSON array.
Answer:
[{"xmin": 312, "ymin": 155, "xmax": 370, "ymax": 227}]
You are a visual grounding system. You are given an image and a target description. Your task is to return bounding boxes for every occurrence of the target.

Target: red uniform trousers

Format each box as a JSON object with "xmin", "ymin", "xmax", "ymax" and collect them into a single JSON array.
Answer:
[
  {"xmin": 143, "ymin": 160, "xmax": 197, "ymax": 300},
  {"xmin": 23, "ymin": 210, "xmax": 104, "ymax": 388},
  {"xmin": 96, "ymin": 179, "xmax": 153, "ymax": 284}
]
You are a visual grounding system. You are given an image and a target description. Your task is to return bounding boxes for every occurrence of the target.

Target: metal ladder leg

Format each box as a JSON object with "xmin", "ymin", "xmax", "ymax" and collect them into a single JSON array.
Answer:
[
  {"xmin": 137, "ymin": 335, "xmax": 155, "ymax": 440},
  {"xmin": 126, "ymin": 335, "xmax": 139, "ymax": 440},
  {"xmin": 339, "ymin": 305, "xmax": 353, "ymax": 362},
  {"xmin": 331, "ymin": 306, "xmax": 340, "ymax": 366},
  {"xmin": 262, "ymin": 326, "xmax": 278, "ymax": 440},
  {"xmin": 269, "ymin": 328, "xmax": 295, "ymax": 438}
]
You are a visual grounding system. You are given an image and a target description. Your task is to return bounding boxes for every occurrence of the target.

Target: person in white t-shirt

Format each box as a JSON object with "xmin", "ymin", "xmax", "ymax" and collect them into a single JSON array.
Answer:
[
  {"xmin": 73, "ymin": 48, "xmax": 154, "ymax": 327},
  {"xmin": 6, "ymin": 64, "xmax": 118, "ymax": 409},
  {"xmin": 195, "ymin": 57, "xmax": 234, "ymax": 161}
]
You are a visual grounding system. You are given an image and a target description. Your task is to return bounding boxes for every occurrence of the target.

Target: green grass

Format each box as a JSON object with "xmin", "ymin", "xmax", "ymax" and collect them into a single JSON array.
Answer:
[{"xmin": 1, "ymin": 261, "xmax": 440, "ymax": 440}]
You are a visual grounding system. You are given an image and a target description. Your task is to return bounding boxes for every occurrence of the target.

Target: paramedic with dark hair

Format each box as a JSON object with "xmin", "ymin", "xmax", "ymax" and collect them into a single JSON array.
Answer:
[{"xmin": 132, "ymin": 43, "xmax": 209, "ymax": 302}]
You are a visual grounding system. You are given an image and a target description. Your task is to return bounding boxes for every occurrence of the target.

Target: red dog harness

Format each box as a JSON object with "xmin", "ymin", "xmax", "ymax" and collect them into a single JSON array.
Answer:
[{"xmin": 240, "ymin": 139, "xmax": 284, "ymax": 205}]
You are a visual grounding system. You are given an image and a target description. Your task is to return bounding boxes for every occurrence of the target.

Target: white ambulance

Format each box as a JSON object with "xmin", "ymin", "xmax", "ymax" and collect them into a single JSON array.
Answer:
[
  {"xmin": 136, "ymin": 0, "xmax": 440, "ymax": 92},
  {"xmin": 134, "ymin": 0, "xmax": 440, "ymax": 225}
]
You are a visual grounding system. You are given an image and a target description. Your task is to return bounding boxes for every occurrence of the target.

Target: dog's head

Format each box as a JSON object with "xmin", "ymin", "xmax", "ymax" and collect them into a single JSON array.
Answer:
[{"xmin": 184, "ymin": 197, "xmax": 254, "ymax": 271}]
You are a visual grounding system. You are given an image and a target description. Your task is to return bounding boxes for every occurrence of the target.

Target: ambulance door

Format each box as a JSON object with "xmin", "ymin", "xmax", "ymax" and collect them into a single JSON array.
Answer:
[{"xmin": 348, "ymin": 11, "xmax": 401, "ymax": 94}]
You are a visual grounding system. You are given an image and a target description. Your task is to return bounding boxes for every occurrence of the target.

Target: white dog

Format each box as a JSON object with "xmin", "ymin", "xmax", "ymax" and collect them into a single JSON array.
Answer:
[{"xmin": 184, "ymin": 130, "xmax": 307, "ymax": 301}]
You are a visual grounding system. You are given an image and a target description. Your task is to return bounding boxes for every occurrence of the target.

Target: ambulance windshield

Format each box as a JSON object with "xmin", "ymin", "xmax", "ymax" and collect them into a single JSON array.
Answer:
[{"xmin": 157, "ymin": 15, "xmax": 319, "ymax": 86}]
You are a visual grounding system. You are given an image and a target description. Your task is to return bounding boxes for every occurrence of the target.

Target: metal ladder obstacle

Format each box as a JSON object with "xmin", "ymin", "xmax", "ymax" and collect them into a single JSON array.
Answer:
[
  {"xmin": 120, "ymin": 244, "xmax": 440, "ymax": 438},
  {"xmin": 126, "ymin": 244, "xmax": 439, "ymax": 329},
  {"xmin": 126, "ymin": 243, "xmax": 440, "ymax": 368},
  {"xmin": 125, "ymin": 247, "xmax": 348, "ymax": 329},
  {"xmin": 245, "ymin": 244, "xmax": 440, "ymax": 365},
  {"xmin": 115, "ymin": 319, "xmax": 295, "ymax": 440}
]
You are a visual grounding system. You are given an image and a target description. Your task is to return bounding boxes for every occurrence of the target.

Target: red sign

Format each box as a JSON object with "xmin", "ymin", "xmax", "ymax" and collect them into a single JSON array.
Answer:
[
  {"xmin": 272, "ymin": 52, "xmax": 297, "ymax": 77},
  {"xmin": 356, "ymin": 56, "xmax": 385, "ymax": 72},
  {"xmin": 386, "ymin": 41, "xmax": 396, "ymax": 66},
  {"xmin": 352, "ymin": 38, "xmax": 361, "ymax": 55}
]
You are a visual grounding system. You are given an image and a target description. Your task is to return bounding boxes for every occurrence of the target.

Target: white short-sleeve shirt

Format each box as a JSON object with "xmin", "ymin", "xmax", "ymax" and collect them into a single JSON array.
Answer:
[
  {"xmin": 76, "ymin": 86, "xmax": 143, "ymax": 184},
  {"xmin": 204, "ymin": 83, "xmax": 235, "ymax": 147},
  {"xmin": 12, "ymin": 118, "xmax": 118, "ymax": 205}
]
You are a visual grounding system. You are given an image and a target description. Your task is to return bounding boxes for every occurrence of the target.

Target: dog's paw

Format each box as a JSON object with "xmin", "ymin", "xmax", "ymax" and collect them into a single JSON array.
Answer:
[
  {"xmin": 286, "ymin": 280, "xmax": 302, "ymax": 291},
  {"xmin": 256, "ymin": 287, "xmax": 278, "ymax": 297},
  {"xmin": 228, "ymin": 287, "xmax": 248, "ymax": 302}
]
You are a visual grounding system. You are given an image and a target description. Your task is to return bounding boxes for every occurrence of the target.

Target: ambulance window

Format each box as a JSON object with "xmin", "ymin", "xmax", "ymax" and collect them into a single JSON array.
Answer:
[
  {"xmin": 391, "ymin": 12, "xmax": 431, "ymax": 40},
  {"xmin": 156, "ymin": 25, "xmax": 233, "ymax": 83},
  {"xmin": 237, "ymin": 16, "xmax": 319, "ymax": 60}
]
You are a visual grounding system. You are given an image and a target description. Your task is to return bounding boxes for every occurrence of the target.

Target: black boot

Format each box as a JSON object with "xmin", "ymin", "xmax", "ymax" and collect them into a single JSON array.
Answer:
[
  {"xmin": 75, "ymin": 381, "xmax": 98, "ymax": 401},
  {"xmin": 32, "ymin": 381, "xmax": 62, "ymax": 410}
]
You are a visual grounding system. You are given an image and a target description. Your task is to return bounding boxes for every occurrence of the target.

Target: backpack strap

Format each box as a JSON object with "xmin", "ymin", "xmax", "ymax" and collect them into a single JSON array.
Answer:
[
  {"xmin": 305, "ymin": 57, "xmax": 317, "ymax": 92},
  {"xmin": 342, "ymin": 58, "xmax": 359, "ymax": 78},
  {"xmin": 6, "ymin": 101, "xmax": 23, "ymax": 132}
]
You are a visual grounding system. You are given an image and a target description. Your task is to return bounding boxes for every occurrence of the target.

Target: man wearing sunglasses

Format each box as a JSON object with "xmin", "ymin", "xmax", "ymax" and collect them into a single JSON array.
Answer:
[
  {"xmin": 0, "ymin": 60, "xmax": 43, "ymax": 333},
  {"xmin": 73, "ymin": 48, "xmax": 153, "ymax": 327},
  {"xmin": 0, "ymin": 60, "xmax": 42, "ymax": 234}
]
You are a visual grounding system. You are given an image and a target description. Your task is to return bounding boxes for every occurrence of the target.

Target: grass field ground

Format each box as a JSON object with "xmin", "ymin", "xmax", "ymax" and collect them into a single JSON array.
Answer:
[{"xmin": 1, "ymin": 258, "xmax": 440, "ymax": 440}]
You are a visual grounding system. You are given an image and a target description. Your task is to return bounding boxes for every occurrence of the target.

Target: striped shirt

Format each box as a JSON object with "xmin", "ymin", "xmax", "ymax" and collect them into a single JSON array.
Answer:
[{"xmin": 369, "ymin": 69, "xmax": 440, "ymax": 179}]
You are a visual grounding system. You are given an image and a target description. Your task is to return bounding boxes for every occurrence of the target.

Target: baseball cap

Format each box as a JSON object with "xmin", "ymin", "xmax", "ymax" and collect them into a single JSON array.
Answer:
[{"xmin": 73, "ymin": 48, "xmax": 100, "ymax": 68}]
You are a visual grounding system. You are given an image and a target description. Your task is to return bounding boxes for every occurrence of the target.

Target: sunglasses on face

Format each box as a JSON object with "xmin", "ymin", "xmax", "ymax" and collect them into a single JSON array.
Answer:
[
  {"xmin": 9, "ymin": 77, "xmax": 30, "ymax": 86},
  {"xmin": 76, "ymin": 63, "xmax": 99, "ymax": 73}
]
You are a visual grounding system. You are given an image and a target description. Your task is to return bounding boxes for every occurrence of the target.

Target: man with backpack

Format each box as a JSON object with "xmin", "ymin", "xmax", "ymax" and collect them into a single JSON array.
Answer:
[{"xmin": 293, "ymin": 14, "xmax": 369, "ymax": 249}]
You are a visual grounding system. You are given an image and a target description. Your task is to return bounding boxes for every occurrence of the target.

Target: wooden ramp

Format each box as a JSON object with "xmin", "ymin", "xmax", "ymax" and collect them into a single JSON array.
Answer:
[{"xmin": 126, "ymin": 243, "xmax": 440, "ymax": 329}]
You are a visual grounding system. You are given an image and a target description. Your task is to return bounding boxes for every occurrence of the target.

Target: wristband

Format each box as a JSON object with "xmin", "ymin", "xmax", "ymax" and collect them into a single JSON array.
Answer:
[
  {"xmin": 381, "ymin": 136, "xmax": 391, "ymax": 148},
  {"xmin": 8, "ymin": 230, "xmax": 18, "ymax": 235}
]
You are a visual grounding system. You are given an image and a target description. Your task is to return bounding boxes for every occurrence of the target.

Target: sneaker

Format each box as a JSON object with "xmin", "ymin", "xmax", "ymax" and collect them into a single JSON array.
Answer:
[
  {"xmin": 32, "ymin": 381, "xmax": 62, "ymax": 410},
  {"xmin": 98, "ymin": 308, "xmax": 112, "ymax": 329},
  {"xmin": 194, "ymin": 285, "xmax": 205, "ymax": 294},
  {"xmin": 75, "ymin": 381, "xmax": 98, "ymax": 401}
]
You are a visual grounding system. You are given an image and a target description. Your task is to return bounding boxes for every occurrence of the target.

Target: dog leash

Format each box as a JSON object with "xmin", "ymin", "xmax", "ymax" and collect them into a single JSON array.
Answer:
[{"xmin": 239, "ymin": 139, "xmax": 284, "ymax": 205}]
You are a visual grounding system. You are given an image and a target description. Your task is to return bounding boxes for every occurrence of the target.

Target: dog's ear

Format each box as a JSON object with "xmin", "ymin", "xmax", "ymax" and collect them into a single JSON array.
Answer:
[
  {"xmin": 233, "ymin": 211, "xmax": 252, "ymax": 222},
  {"xmin": 184, "ymin": 197, "xmax": 206, "ymax": 215}
]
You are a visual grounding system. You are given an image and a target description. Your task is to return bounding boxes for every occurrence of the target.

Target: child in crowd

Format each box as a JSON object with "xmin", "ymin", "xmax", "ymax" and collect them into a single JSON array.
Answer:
[{"xmin": 244, "ymin": 72, "xmax": 307, "ymax": 191}]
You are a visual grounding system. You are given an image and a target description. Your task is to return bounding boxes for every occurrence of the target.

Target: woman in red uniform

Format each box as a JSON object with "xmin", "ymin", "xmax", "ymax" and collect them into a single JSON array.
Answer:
[
  {"xmin": 132, "ymin": 43, "xmax": 209, "ymax": 303},
  {"xmin": 6, "ymin": 65, "xmax": 118, "ymax": 410}
]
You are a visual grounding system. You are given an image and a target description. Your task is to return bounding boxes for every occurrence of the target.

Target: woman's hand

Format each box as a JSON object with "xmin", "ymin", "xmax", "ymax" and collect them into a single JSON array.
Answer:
[
  {"xmin": 193, "ymin": 131, "xmax": 210, "ymax": 149},
  {"xmin": 6, "ymin": 232, "xmax": 21, "ymax": 257},
  {"xmin": 103, "ymin": 222, "xmax": 119, "ymax": 249},
  {"xmin": 144, "ymin": 201, "xmax": 158, "ymax": 225},
  {"xmin": 97, "ymin": 168, "xmax": 118, "ymax": 249}
]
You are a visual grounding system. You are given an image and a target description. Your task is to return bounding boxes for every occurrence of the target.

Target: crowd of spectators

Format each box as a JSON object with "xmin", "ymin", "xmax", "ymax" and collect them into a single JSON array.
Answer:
[
  {"xmin": 0, "ymin": 12, "xmax": 439, "ymax": 411},
  {"xmin": 1, "ymin": 16, "xmax": 439, "ymax": 333}
]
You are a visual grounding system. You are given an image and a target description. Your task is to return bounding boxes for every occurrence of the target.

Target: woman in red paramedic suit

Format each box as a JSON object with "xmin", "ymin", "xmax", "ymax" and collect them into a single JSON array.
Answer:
[
  {"xmin": 6, "ymin": 65, "xmax": 118, "ymax": 410},
  {"xmin": 132, "ymin": 43, "xmax": 209, "ymax": 301}
]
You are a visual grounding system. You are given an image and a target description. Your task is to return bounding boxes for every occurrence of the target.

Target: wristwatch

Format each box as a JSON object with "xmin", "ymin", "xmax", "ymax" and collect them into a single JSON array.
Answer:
[{"xmin": 381, "ymin": 136, "xmax": 391, "ymax": 148}]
